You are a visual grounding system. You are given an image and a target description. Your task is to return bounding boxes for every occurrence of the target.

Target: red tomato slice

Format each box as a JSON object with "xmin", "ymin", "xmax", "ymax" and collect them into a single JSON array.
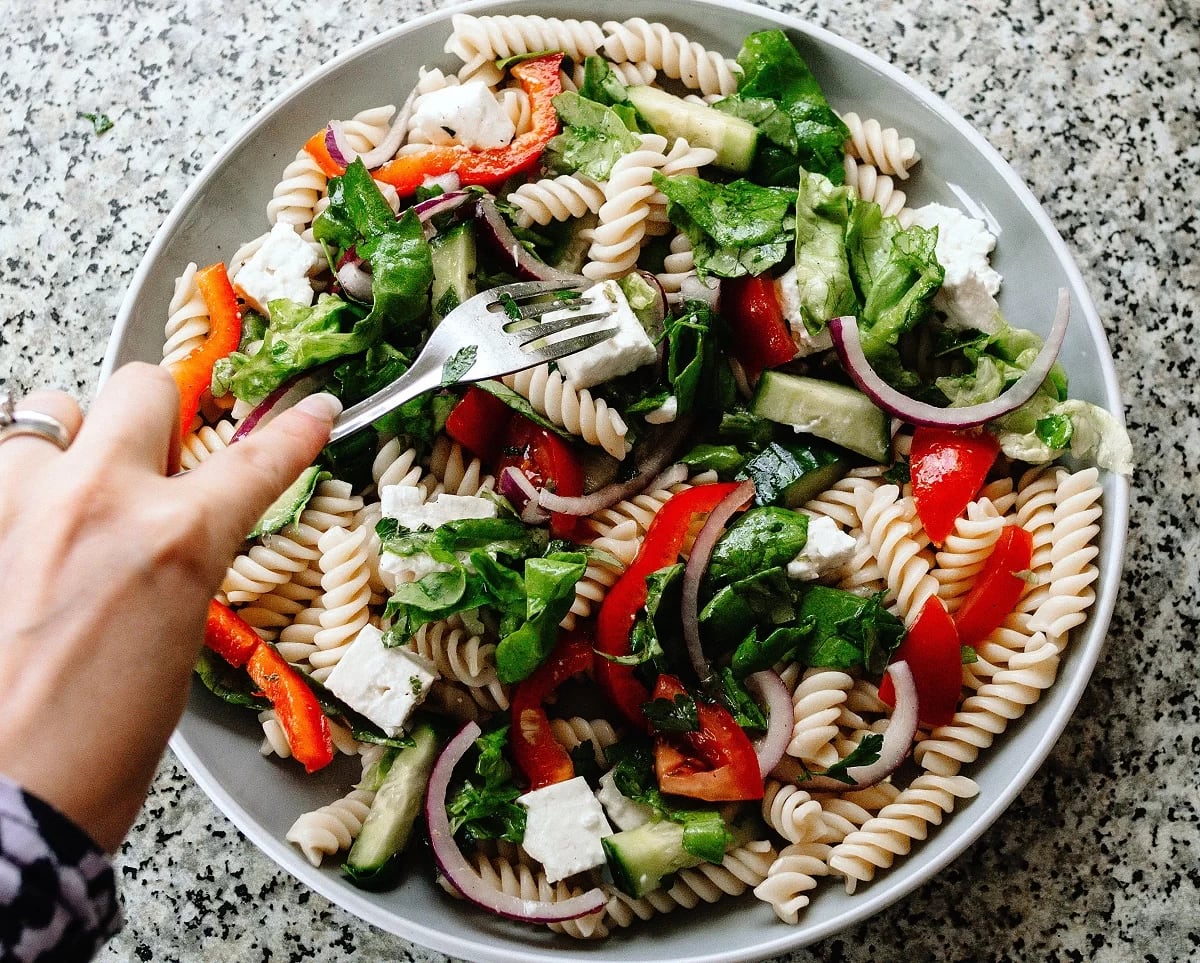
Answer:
[
  {"xmin": 498, "ymin": 416, "xmax": 585, "ymax": 539},
  {"xmin": 721, "ymin": 275, "xmax": 796, "ymax": 379},
  {"xmin": 954, "ymin": 525, "xmax": 1034, "ymax": 647},
  {"xmin": 910, "ymin": 427, "xmax": 1001, "ymax": 546},
  {"xmin": 651, "ymin": 675, "xmax": 764, "ymax": 802},
  {"xmin": 878, "ymin": 596, "xmax": 963, "ymax": 728},
  {"xmin": 445, "ymin": 386, "xmax": 513, "ymax": 465}
]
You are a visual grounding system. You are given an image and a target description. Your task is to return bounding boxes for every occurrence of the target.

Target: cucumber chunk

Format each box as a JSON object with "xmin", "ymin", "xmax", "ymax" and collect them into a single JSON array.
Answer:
[
  {"xmin": 249, "ymin": 466, "xmax": 324, "ymax": 538},
  {"xmin": 625, "ymin": 85, "xmax": 758, "ymax": 172},
  {"xmin": 343, "ymin": 722, "xmax": 439, "ymax": 884},
  {"xmin": 751, "ymin": 371, "xmax": 890, "ymax": 463},
  {"xmin": 604, "ymin": 819, "xmax": 705, "ymax": 898},
  {"xmin": 739, "ymin": 441, "xmax": 849, "ymax": 508},
  {"xmin": 430, "ymin": 221, "xmax": 477, "ymax": 321}
]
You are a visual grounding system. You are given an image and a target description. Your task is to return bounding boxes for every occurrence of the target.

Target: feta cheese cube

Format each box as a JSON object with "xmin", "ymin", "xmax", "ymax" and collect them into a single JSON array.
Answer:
[
  {"xmin": 909, "ymin": 203, "xmax": 1003, "ymax": 332},
  {"xmin": 643, "ymin": 395, "xmax": 678, "ymax": 425},
  {"xmin": 410, "ymin": 81, "xmax": 516, "ymax": 150},
  {"xmin": 553, "ymin": 280, "xmax": 658, "ymax": 389},
  {"xmin": 776, "ymin": 266, "xmax": 834, "ymax": 357},
  {"xmin": 518, "ymin": 776, "xmax": 614, "ymax": 882},
  {"xmin": 787, "ymin": 515, "xmax": 857, "ymax": 581},
  {"xmin": 323, "ymin": 624, "xmax": 437, "ymax": 737},
  {"xmin": 232, "ymin": 222, "xmax": 318, "ymax": 318},
  {"xmin": 377, "ymin": 551, "xmax": 453, "ymax": 592},
  {"xmin": 380, "ymin": 489, "xmax": 497, "ymax": 528},
  {"xmin": 595, "ymin": 770, "xmax": 654, "ymax": 831}
]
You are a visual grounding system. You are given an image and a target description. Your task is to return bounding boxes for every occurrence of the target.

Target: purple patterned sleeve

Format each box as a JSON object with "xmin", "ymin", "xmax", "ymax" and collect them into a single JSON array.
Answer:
[{"xmin": 0, "ymin": 771, "xmax": 121, "ymax": 961}]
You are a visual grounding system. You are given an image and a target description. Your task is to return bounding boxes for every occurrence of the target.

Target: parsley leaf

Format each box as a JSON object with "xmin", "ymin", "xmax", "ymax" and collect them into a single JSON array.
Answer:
[
  {"xmin": 441, "ymin": 344, "xmax": 478, "ymax": 386},
  {"xmin": 79, "ymin": 111, "xmax": 114, "ymax": 135},
  {"xmin": 643, "ymin": 693, "xmax": 699, "ymax": 733},
  {"xmin": 447, "ymin": 726, "xmax": 526, "ymax": 845}
]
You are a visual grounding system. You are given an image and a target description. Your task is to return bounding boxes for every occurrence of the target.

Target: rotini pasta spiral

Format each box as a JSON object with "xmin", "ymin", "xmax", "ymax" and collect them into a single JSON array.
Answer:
[
  {"xmin": 507, "ymin": 173, "xmax": 606, "ymax": 228},
  {"xmin": 857, "ymin": 483, "xmax": 939, "ymax": 624},
  {"xmin": 161, "ymin": 262, "xmax": 209, "ymax": 366},
  {"xmin": 762, "ymin": 781, "xmax": 825, "ymax": 845},
  {"xmin": 842, "ymin": 154, "xmax": 914, "ymax": 226},
  {"xmin": 601, "ymin": 18, "xmax": 741, "ymax": 96},
  {"xmin": 502, "ymin": 364, "xmax": 629, "ymax": 459},
  {"xmin": 656, "ymin": 232, "xmax": 696, "ymax": 302},
  {"xmin": 308, "ymin": 525, "xmax": 373, "ymax": 683},
  {"xmin": 286, "ymin": 787, "xmax": 376, "ymax": 867},
  {"xmin": 786, "ymin": 669, "xmax": 855, "ymax": 767},
  {"xmin": 407, "ymin": 617, "xmax": 501, "ymax": 692},
  {"xmin": 583, "ymin": 133, "xmax": 670, "ymax": 281},
  {"xmin": 178, "ymin": 418, "xmax": 236, "ymax": 471},
  {"xmin": 828, "ymin": 774, "xmax": 979, "ymax": 892},
  {"xmin": 753, "ymin": 842, "xmax": 833, "ymax": 924},
  {"xmin": 446, "ymin": 13, "xmax": 606, "ymax": 65},
  {"xmin": 267, "ymin": 148, "xmax": 328, "ymax": 233},
  {"xmin": 933, "ymin": 498, "xmax": 1006, "ymax": 613},
  {"xmin": 840, "ymin": 112, "xmax": 921, "ymax": 179},
  {"xmin": 429, "ymin": 437, "xmax": 495, "ymax": 496},
  {"xmin": 548, "ymin": 717, "xmax": 621, "ymax": 770}
]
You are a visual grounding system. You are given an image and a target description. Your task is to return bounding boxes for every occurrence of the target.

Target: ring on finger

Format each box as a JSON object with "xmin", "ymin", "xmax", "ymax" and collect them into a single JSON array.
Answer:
[{"xmin": 0, "ymin": 391, "xmax": 75, "ymax": 451}]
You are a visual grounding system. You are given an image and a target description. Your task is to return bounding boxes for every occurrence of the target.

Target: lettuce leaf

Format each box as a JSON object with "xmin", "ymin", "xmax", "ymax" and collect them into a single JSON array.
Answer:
[
  {"xmin": 791, "ymin": 171, "xmax": 857, "ymax": 332},
  {"xmin": 494, "ymin": 552, "xmax": 589, "ymax": 683},
  {"xmin": 545, "ymin": 92, "xmax": 641, "ymax": 179},
  {"xmin": 991, "ymin": 396, "xmax": 1133, "ymax": 474}
]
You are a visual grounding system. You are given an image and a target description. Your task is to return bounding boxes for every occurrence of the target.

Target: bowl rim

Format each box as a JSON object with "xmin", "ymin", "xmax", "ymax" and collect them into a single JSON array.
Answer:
[{"xmin": 103, "ymin": 0, "xmax": 1131, "ymax": 959}]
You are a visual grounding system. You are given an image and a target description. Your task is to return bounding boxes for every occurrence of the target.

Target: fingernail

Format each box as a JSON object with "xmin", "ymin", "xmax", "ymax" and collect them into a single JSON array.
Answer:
[{"xmin": 293, "ymin": 392, "xmax": 342, "ymax": 422}]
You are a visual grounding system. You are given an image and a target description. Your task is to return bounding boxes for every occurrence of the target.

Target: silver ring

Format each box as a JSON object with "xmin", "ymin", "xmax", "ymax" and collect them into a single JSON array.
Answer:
[{"xmin": 0, "ymin": 391, "xmax": 73, "ymax": 451}]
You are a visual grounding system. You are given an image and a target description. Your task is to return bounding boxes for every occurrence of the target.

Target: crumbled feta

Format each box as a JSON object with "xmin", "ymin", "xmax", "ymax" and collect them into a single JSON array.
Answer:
[
  {"xmin": 775, "ymin": 266, "xmax": 834, "ymax": 357},
  {"xmin": 232, "ymin": 222, "xmax": 318, "ymax": 318},
  {"xmin": 787, "ymin": 515, "xmax": 856, "ymax": 581},
  {"xmin": 643, "ymin": 395, "xmax": 678, "ymax": 425},
  {"xmin": 595, "ymin": 771, "xmax": 654, "ymax": 831},
  {"xmin": 377, "ymin": 551, "xmax": 453, "ymax": 592},
  {"xmin": 552, "ymin": 280, "xmax": 658, "ymax": 389},
  {"xmin": 323, "ymin": 624, "xmax": 437, "ymax": 737},
  {"xmin": 909, "ymin": 203, "xmax": 1003, "ymax": 332},
  {"xmin": 380, "ymin": 488, "xmax": 497, "ymax": 528},
  {"xmin": 519, "ymin": 776, "xmax": 614, "ymax": 883},
  {"xmin": 410, "ymin": 81, "xmax": 516, "ymax": 150}
]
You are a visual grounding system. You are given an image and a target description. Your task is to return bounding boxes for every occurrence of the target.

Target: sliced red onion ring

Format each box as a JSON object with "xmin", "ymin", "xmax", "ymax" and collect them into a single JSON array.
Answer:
[
  {"xmin": 426, "ymin": 722, "xmax": 607, "ymax": 923},
  {"xmin": 477, "ymin": 196, "xmax": 586, "ymax": 284},
  {"xmin": 412, "ymin": 188, "xmax": 474, "ymax": 222},
  {"xmin": 335, "ymin": 258, "xmax": 374, "ymax": 302},
  {"xmin": 230, "ymin": 367, "xmax": 332, "ymax": 443},
  {"xmin": 829, "ymin": 288, "xmax": 1070, "ymax": 428},
  {"xmin": 645, "ymin": 462, "xmax": 689, "ymax": 492},
  {"xmin": 746, "ymin": 670, "xmax": 791, "ymax": 777},
  {"xmin": 499, "ymin": 467, "xmax": 551, "ymax": 525},
  {"xmin": 680, "ymin": 479, "xmax": 755, "ymax": 680},
  {"xmin": 424, "ymin": 171, "xmax": 462, "ymax": 194},
  {"xmin": 536, "ymin": 420, "xmax": 692, "ymax": 516},
  {"xmin": 324, "ymin": 90, "xmax": 417, "ymax": 171},
  {"xmin": 773, "ymin": 660, "xmax": 920, "ymax": 792}
]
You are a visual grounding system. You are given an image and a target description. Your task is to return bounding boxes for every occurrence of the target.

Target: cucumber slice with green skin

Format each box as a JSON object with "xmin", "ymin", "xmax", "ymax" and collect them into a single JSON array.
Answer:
[
  {"xmin": 430, "ymin": 221, "xmax": 477, "ymax": 321},
  {"xmin": 249, "ymin": 466, "xmax": 325, "ymax": 538},
  {"xmin": 752, "ymin": 371, "xmax": 891, "ymax": 463},
  {"xmin": 343, "ymin": 722, "xmax": 439, "ymax": 885},
  {"xmin": 739, "ymin": 441, "xmax": 850, "ymax": 508},
  {"xmin": 625, "ymin": 85, "xmax": 758, "ymax": 173},
  {"xmin": 603, "ymin": 819, "xmax": 705, "ymax": 898}
]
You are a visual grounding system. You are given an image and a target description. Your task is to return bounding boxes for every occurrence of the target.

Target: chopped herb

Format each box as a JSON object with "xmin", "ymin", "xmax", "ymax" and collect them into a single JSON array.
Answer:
[
  {"xmin": 79, "ymin": 111, "xmax": 114, "ymax": 135},
  {"xmin": 643, "ymin": 692, "xmax": 699, "ymax": 733},
  {"xmin": 883, "ymin": 457, "xmax": 911, "ymax": 484},
  {"xmin": 961, "ymin": 645, "xmax": 979, "ymax": 665},
  {"xmin": 496, "ymin": 291, "xmax": 522, "ymax": 320},
  {"xmin": 815, "ymin": 733, "xmax": 883, "ymax": 785},
  {"xmin": 441, "ymin": 343, "xmax": 478, "ymax": 386}
]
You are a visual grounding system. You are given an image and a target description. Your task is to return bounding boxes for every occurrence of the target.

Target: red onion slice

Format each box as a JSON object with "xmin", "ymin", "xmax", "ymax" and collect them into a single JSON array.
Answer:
[
  {"xmin": 680, "ymin": 479, "xmax": 755, "ymax": 680},
  {"xmin": 746, "ymin": 670, "xmax": 791, "ymax": 777},
  {"xmin": 335, "ymin": 258, "xmax": 374, "ymax": 303},
  {"xmin": 773, "ymin": 660, "xmax": 920, "ymax": 792},
  {"xmin": 426, "ymin": 722, "xmax": 607, "ymax": 923},
  {"xmin": 828, "ymin": 288, "xmax": 1070, "ymax": 428},
  {"xmin": 325, "ymin": 123, "xmax": 352, "ymax": 167},
  {"xmin": 536, "ymin": 420, "xmax": 692, "ymax": 516},
  {"xmin": 412, "ymin": 188, "xmax": 474, "ymax": 222},
  {"xmin": 230, "ymin": 367, "xmax": 332, "ymax": 443},
  {"xmin": 499, "ymin": 467, "xmax": 551, "ymax": 525},
  {"xmin": 477, "ymin": 196, "xmax": 586, "ymax": 284},
  {"xmin": 324, "ymin": 90, "xmax": 417, "ymax": 171}
]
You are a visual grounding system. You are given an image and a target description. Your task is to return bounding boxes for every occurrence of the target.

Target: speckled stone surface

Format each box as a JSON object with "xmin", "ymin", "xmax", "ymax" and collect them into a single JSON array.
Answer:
[{"xmin": 1, "ymin": 0, "xmax": 1197, "ymax": 960}]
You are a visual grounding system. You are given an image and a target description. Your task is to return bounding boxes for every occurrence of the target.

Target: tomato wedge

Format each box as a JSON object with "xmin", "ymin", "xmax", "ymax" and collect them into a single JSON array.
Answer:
[
  {"xmin": 954, "ymin": 525, "xmax": 1034, "ymax": 647},
  {"xmin": 445, "ymin": 386, "xmax": 513, "ymax": 465},
  {"xmin": 721, "ymin": 275, "xmax": 796, "ymax": 379},
  {"xmin": 510, "ymin": 637, "xmax": 594, "ymax": 791},
  {"xmin": 651, "ymin": 675, "xmax": 764, "ymax": 802},
  {"xmin": 878, "ymin": 596, "xmax": 962, "ymax": 728},
  {"xmin": 595, "ymin": 483, "xmax": 741, "ymax": 729},
  {"xmin": 910, "ymin": 427, "xmax": 1000, "ymax": 546},
  {"xmin": 498, "ymin": 416, "xmax": 585, "ymax": 539}
]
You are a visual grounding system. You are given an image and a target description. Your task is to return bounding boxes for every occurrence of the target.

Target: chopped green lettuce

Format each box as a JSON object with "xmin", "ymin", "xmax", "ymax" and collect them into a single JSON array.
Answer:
[
  {"xmin": 447, "ymin": 726, "xmax": 526, "ymax": 845},
  {"xmin": 992, "ymin": 397, "xmax": 1133, "ymax": 474},
  {"xmin": 545, "ymin": 92, "xmax": 641, "ymax": 179},
  {"xmin": 494, "ymin": 552, "xmax": 588, "ymax": 683},
  {"xmin": 791, "ymin": 172, "xmax": 858, "ymax": 331}
]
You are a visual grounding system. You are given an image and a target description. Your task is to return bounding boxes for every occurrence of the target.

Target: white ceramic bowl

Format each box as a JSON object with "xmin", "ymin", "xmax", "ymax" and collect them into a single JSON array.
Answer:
[{"xmin": 103, "ymin": 1, "xmax": 1130, "ymax": 960}]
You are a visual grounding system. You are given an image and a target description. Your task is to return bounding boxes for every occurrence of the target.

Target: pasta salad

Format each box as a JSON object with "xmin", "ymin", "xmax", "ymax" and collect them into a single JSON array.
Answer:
[{"xmin": 169, "ymin": 12, "xmax": 1132, "ymax": 938}]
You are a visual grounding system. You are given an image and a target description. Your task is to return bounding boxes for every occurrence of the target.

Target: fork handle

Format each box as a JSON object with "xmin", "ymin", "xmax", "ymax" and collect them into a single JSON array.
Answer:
[{"xmin": 327, "ymin": 354, "xmax": 445, "ymax": 445}]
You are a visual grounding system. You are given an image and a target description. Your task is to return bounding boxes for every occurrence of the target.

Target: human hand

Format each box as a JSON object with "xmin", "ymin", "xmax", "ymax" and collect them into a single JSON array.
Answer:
[{"xmin": 0, "ymin": 363, "xmax": 339, "ymax": 852}]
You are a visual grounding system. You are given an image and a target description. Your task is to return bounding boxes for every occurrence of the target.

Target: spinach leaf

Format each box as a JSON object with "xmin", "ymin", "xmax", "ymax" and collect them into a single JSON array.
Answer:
[
  {"xmin": 193, "ymin": 649, "xmax": 270, "ymax": 711},
  {"xmin": 494, "ymin": 552, "xmax": 589, "ymax": 683},
  {"xmin": 793, "ymin": 587, "xmax": 906, "ymax": 674},
  {"xmin": 730, "ymin": 622, "xmax": 815, "ymax": 679},
  {"xmin": 643, "ymin": 692, "xmax": 700, "ymax": 733},
  {"xmin": 545, "ymin": 92, "xmax": 641, "ymax": 179},
  {"xmin": 447, "ymin": 725, "xmax": 526, "ymax": 845},
  {"xmin": 678, "ymin": 443, "xmax": 747, "ymax": 477},
  {"xmin": 653, "ymin": 173, "xmax": 795, "ymax": 278},
  {"xmin": 713, "ymin": 667, "xmax": 768, "ymax": 731},
  {"xmin": 698, "ymin": 567, "xmax": 800, "ymax": 647},
  {"xmin": 707, "ymin": 507, "xmax": 809, "ymax": 589},
  {"xmin": 627, "ymin": 563, "xmax": 685, "ymax": 676},
  {"xmin": 663, "ymin": 301, "xmax": 734, "ymax": 416}
]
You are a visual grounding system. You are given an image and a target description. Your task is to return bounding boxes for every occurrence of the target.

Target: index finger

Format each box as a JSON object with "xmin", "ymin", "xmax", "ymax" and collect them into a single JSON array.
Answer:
[
  {"xmin": 179, "ymin": 394, "xmax": 340, "ymax": 551},
  {"xmin": 71, "ymin": 363, "xmax": 181, "ymax": 475}
]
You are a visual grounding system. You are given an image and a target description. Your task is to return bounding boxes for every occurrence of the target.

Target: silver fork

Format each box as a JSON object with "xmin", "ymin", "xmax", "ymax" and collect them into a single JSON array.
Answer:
[{"xmin": 328, "ymin": 278, "xmax": 615, "ymax": 444}]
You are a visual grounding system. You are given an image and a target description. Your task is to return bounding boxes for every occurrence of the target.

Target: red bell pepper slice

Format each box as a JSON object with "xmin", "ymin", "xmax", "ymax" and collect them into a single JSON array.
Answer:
[
  {"xmin": 373, "ymin": 54, "xmax": 563, "ymax": 197},
  {"xmin": 954, "ymin": 525, "xmax": 1034, "ymax": 647},
  {"xmin": 910, "ymin": 426, "xmax": 1000, "ymax": 546},
  {"xmin": 302, "ymin": 128, "xmax": 346, "ymax": 179},
  {"xmin": 498, "ymin": 416, "xmax": 585, "ymax": 539},
  {"xmin": 594, "ymin": 483, "xmax": 741, "ymax": 729},
  {"xmin": 510, "ymin": 637, "xmax": 595, "ymax": 790},
  {"xmin": 445, "ymin": 386, "xmax": 514, "ymax": 465},
  {"xmin": 721, "ymin": 275, "xmax": 796, "ymax": 379},
  {"xmin": 651, "ymin": 675, "xmax": 764, "ymax": 802},
  {"xmin": 204, "ymin": 600, "xmax": 334, "ymax": 774},
  {"xmin": 169, "ymin": 263, "xmax": 243, "ymax": 440},
  {"xmin": 878, "ymin": 596, "xmax": 962, "ymax": 728}
]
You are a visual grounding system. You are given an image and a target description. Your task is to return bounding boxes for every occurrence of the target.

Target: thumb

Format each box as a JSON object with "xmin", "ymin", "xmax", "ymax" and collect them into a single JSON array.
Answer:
[{"xmin": 182, "ymin": 393, "xmax": 341, "ymax": 545}]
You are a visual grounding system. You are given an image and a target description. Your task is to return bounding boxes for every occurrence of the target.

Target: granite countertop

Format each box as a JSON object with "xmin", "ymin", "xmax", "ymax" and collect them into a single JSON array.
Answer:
[{"xmin": 1, "ymin": 0, "xmax": 1197, "ymax": 959}]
